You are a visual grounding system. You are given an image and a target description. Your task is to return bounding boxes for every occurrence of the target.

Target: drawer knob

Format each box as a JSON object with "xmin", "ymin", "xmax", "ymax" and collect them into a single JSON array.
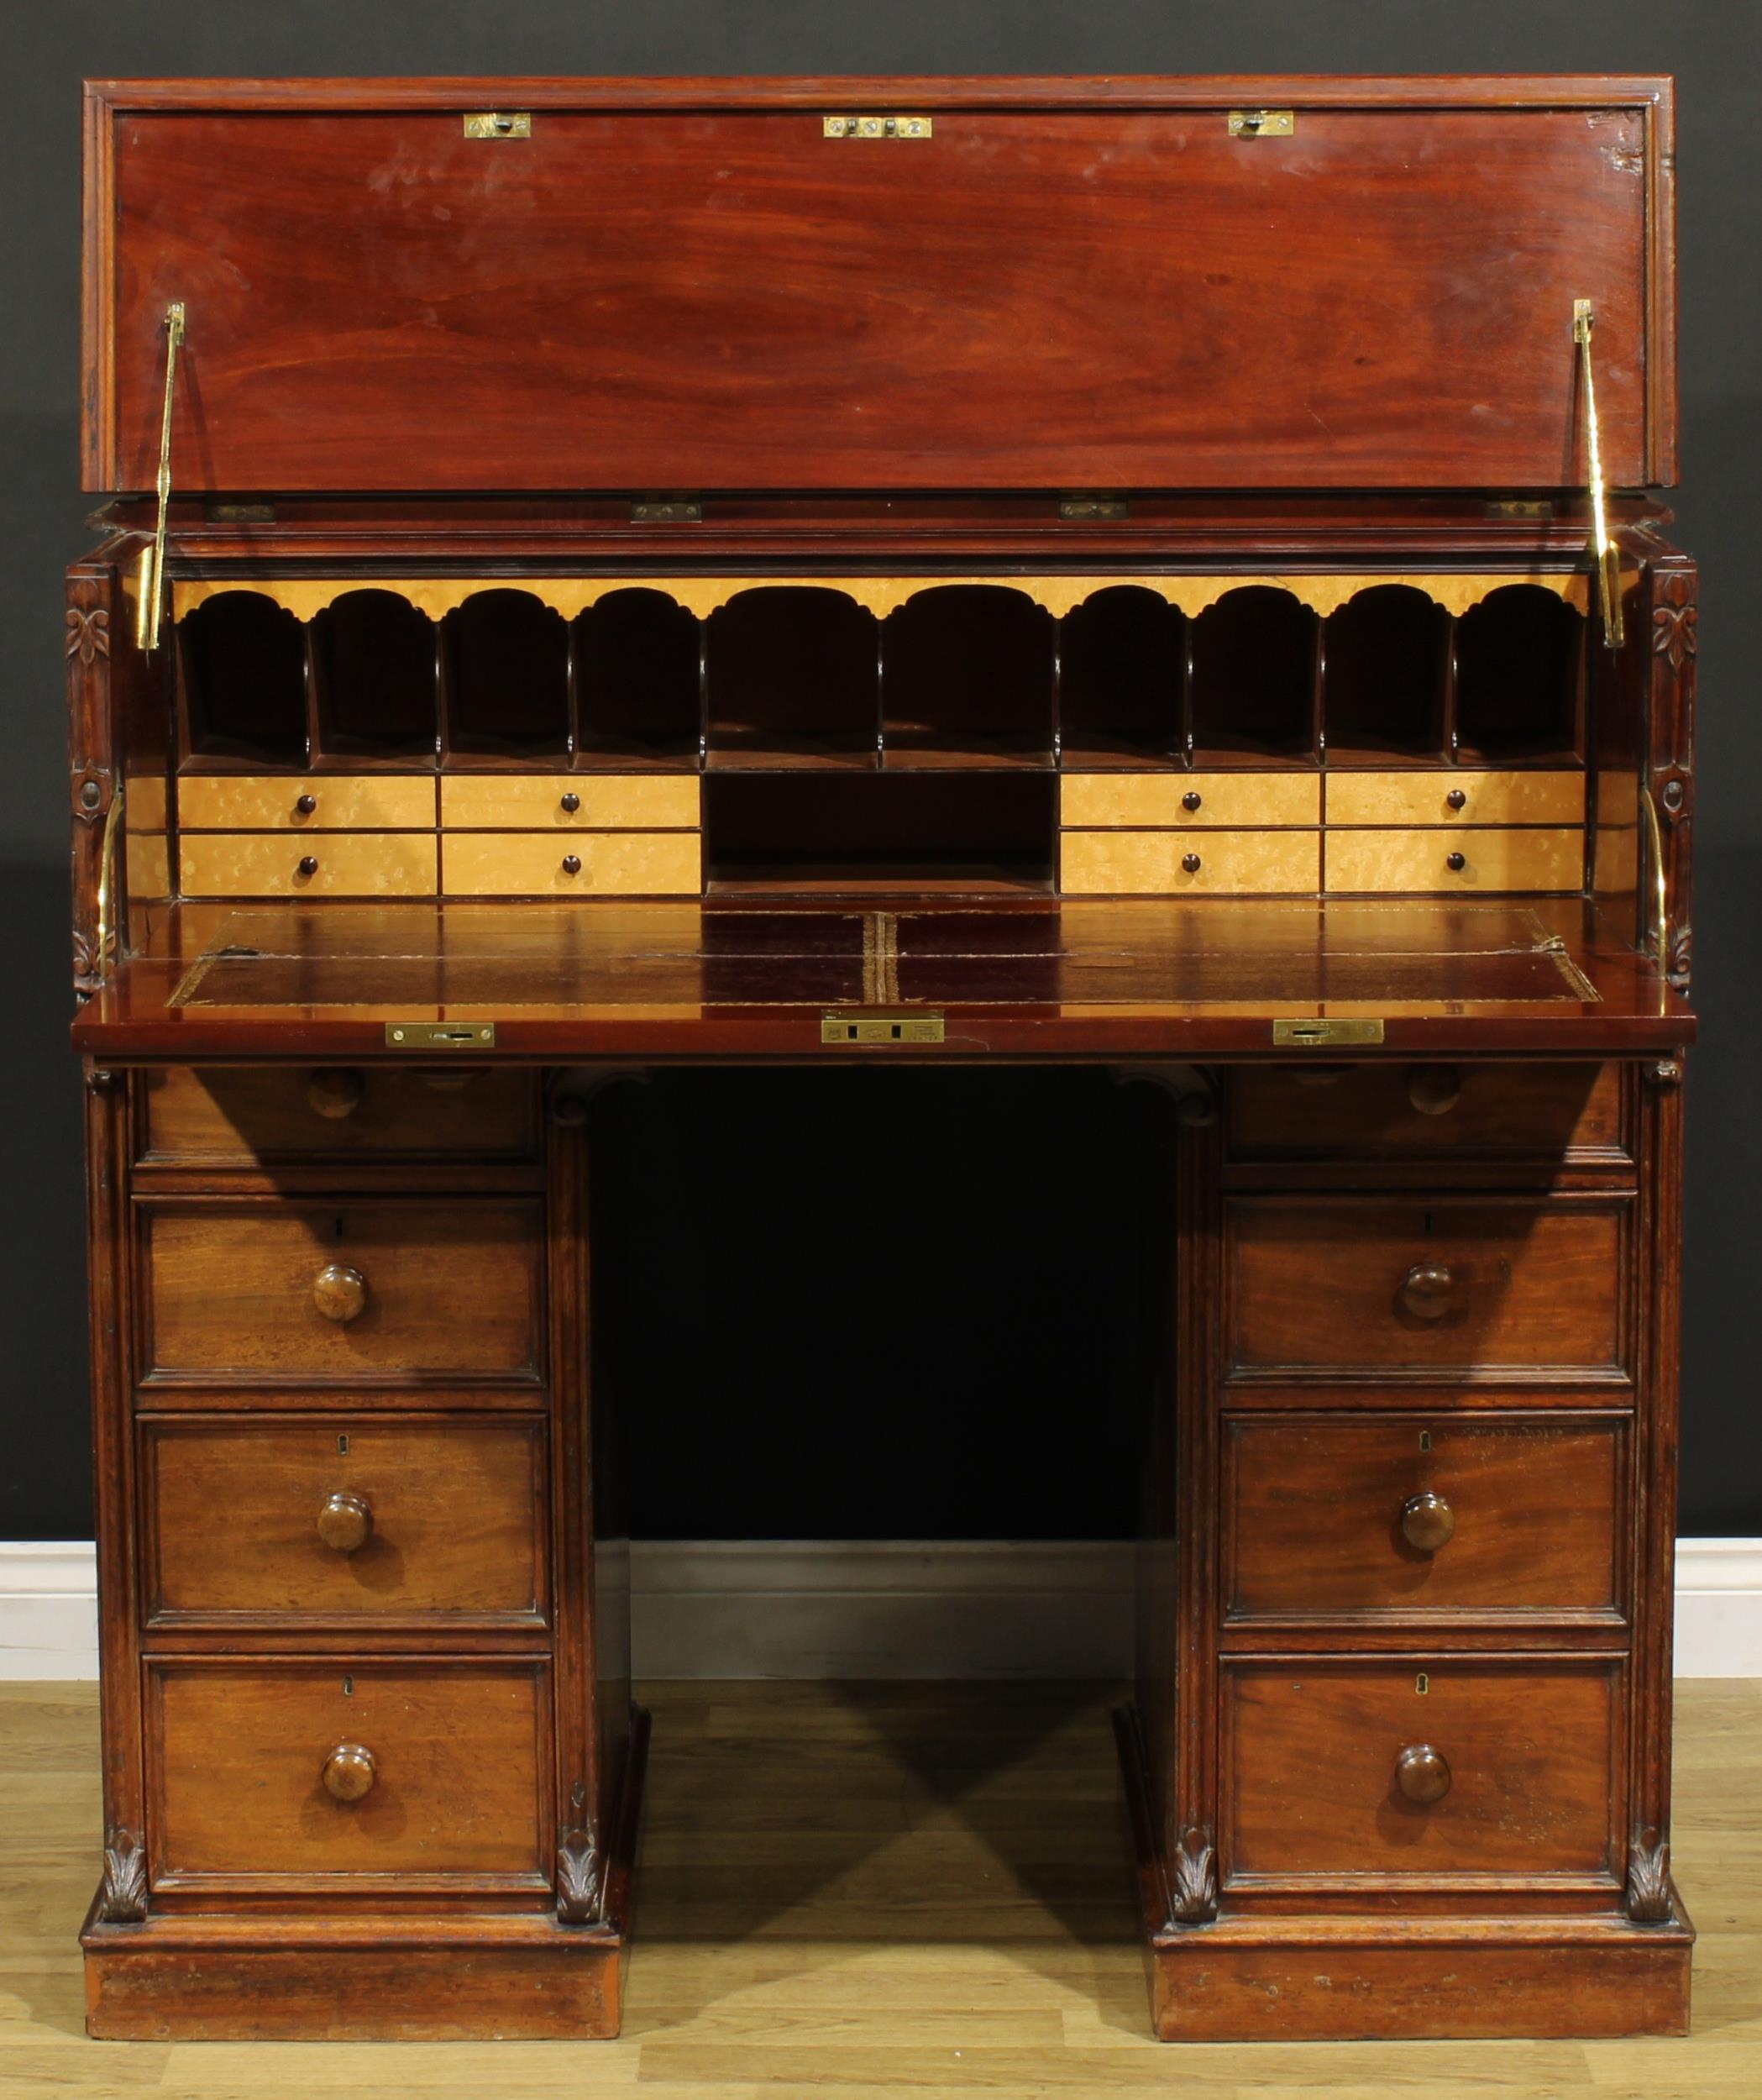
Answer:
[
  {"xmin": 295, "ymin": 792, "xmax": 318, "ymax": 816},
  {"xmin": 1395, "ymin": 1743, "xmax": 1452, "ymax": 1804},
  {"xmin": 321, "ymin": 1742, "xmax": 377, "ymax": 1803},
  {"xmin": 317, "ymin": 1491, "xmax": 373, "ymax": 1554},
  {"xmin": 1445, "ymin": 851, "xmax": 1466, "ymax": 874},
  {"xmin": 561, "ymin": 853, "xmax": 582, "ymax": 875},
  {"xmin": 1400, "ymin": 1490, "xmax": 1455, "ymax": 1553},
  {"xmin": 1182, "ymin": 853, "xmax": 1202, "ymax": 874},
  {"xmin": 1445, "ymin": 787, "xmax": 1467, "ymax": 811},
  {"xmin": 312, "ymin": 1262, "xmax": 368, "ymax": 1323},
  {"xmin": 1399, "ymin": 1261, "xmax": 1455, "ymax": 1320},
  {"xmin": 1405, "ymin": 1064, "xmax": 1462, "ymax": 1116},
  {"xmin": 307, "ymin": 1068, "xmax": 364, "ymax": 1120},
  {"xmin": 1182, "ymin": 790, "xmax": 1203, "ymax": 812},
  {"xmin": 560, "ymin": 791, "xmax": 581, "ymax": 814},
  {"xmin": 296, "ymin": 854, "xmax": 320, "ymax": 879}
]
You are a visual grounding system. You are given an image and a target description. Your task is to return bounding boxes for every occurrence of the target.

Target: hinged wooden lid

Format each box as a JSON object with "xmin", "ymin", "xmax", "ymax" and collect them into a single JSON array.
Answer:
[{"xmin": 85, "ymin": 76, "xmax": 1676, "ymax": 496}]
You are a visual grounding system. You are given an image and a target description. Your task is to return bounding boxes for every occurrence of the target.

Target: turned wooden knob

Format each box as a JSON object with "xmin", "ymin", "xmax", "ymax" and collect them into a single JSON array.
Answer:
[
  {"xmin": 307, "ymin": 1068, "xmax": 364, "ymax": 1120},
  {"xmin": 1395, "ymin": 1744, "xmax": 1451, "ymax": 1804},
  {"xmin": 560, "ymin": 791, "xmax": 581, "ymax": 813},
  {"xmin": 1445, "ymin": 850, "xmax": 1466, "ymax": 873},
  {"xmin": 1401, "ymin": 1490, "xmax": 1455, "ymax": 1553},
  {"xmin": 561, "ymin": 853, "xmax": 582, "ymax": 875},
  {"xmin": 295, "ymin": 792, "xmax": 318, "ymax": 816},
  {"xmin": 316, "ymin": 1491, "xmax": 373, "ymax": 1554},
  {"xmin": 1399, "ymin": 1261, "xmax": 1455, "ymax": 1320},
  {"xmin": 296, "ymin": 854, "xmax": 320, "ymax": 879},
  {"xmin": 312, "ymin": 1262, "xmax": 367, "ymax": 1323},
  {"xmin": 1445, "ymin": 787, "xmax": 1467, "ymax": 811},
  {"xmin": 1182, "ymin": 853, "xmax": 1202, "ymax": 874},
  {"xmin": 1182, "ymin": 790, "xmax": 1202, "ymax": 812},
  {"xmin": 1405, "ymin": 1064, "xmax": 1462, "ymax": 1116},
  {"xmin": 322, "ymin": 1742, "xmax": 377, "ymax": 1803}
]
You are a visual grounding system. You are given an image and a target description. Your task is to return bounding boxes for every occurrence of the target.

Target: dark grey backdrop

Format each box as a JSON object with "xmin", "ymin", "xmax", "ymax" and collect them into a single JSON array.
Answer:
[{"xmin": 4, "ymin": 3, "xmax": 1757, "ymax": 1542}]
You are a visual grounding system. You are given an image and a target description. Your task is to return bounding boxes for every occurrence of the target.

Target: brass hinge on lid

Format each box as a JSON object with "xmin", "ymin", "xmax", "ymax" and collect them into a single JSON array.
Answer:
[
  {"xmin": 632, "ymin": 499, "xmax": 703, "ymax": 524},
  {"xmin": 822, "ymin": 1011, "xmax": 946, "ymax": 1044},
  {"xmin": 385, "ymin": 1022, "xmax": 496, "ymax": 1049},
  {"xmin": 1272, "ymin": 1017, "xmax": 1386, "ymax": 1047},
  {"xmin": 464, "ymin": 111, "xmax": 531, "ymax": 139},
  {"xmin": 823, "ymin": 114, "xmax": 933, "ymax": 139}
]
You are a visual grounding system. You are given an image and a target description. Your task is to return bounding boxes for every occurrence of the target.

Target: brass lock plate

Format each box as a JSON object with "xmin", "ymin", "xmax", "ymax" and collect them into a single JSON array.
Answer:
[
  {"xmin": 821, "ymin": 1011, "xmax": 946, "ymax": 1045},
  {"xmin": 1271, "ymin": 1017, "xmax": 1386, "ymax": 1047},
  {"xmin": 385, "ymin": 1022, "xmax": 496, "ymax": 1049},
  {"xmin": 464, "ymin": 111, "xmax": 531, "ymax": 139}
]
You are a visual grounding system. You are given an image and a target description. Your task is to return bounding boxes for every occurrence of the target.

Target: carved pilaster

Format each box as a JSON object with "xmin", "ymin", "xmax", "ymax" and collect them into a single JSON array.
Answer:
[
  {"xmin": 67, "ymin": 570, "xmax": 118, "ymax": 1001},
  {"xmin": 1647, "ymin": 564, "xmax": 1697, "ymax": 992},
  {"xmin": 1166, "ymin": 1827, "xmax": 1218, "ymax": 1925},
  {"xmin": 1626, "ymin": 1834, "xmax": 1674, "ymax": 1924},
  {"xmin": 556, "ymin": 1826, "xmax": 604, "ymax": 1924},
  {"xmin": 98, "ymin": 1827, "xmax": 148, "ymax": 1923}
]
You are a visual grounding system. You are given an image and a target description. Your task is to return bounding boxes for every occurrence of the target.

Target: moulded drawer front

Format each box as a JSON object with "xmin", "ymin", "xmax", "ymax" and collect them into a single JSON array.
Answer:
[
  {"xmin": 147, "ymin": 1662, "xmax": 548, "ymax": 1884},
  {"xmin": 1325, "ymin": 771, "xmax": 1586, "ymax": 827},
  {"xmin": 1227, "ymin": 1063, "xmax": 1623, "ymax": 1163},
  {"xmin": 441, "ymin": 774, "xmax": 700, "ymax": 830},
  {"xmin": 177, "ymin": 774, "xmax": 438, "ymax": 831},
  {"xmin": 1061, "ymin": 773, "xmax": 1321, "ymax": 829},
  {"xmin": 1061, "ymin": 830, "xmax": 1319, "ymax": 896},
  {"xmin": 1227, "ymin": 1199, "xmax": 1626, "ymax": 1377},
  {"xmin": 143, "ymin": 1201, "xmax": 543, "ymax": 1380},
  {"xmin": 1224, "ymin": 1414, "xmax": 1623, "ymax": 1620},
  {"xmin": 179, "ymin": 832, "xmax": 438, "ymax": 898},
  {"xmin": 443, "ymin": 831, "xmax": 700, "ymax": 896},
  {"xmin": 1325, "ymin": 827, "xmax": 1581, "ymax": 894},
  {"xmin": 140, "ymin": 1065, "xmax": 538, "ymax": 1163},
  {"xmin": 144, "ymin": 1417, "xmax": 548, "ymax": 1625},
  {"xmin": 1223, "ymin": 1659, "xmax": 1620, "ymax": 1885}
]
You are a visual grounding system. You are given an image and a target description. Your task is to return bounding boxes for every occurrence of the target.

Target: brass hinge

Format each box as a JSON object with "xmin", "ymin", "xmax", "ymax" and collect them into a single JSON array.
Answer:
[
  {"xmin": 464, "ymin": 111, "xmax": 531, "ymax": 139},
  {"xmin": 385, "ymin": 1022, "xmax": 496, "ymax": 1049},
  {"xmin": 1272, "ymin": 1017, "xmax": 1386, "ymax": 1047},
  {"xmin": 632, "ymin": 499, "xmax": 702, "ymax": 524},
  {"xmin": 1229, "ymin": 109, "xmax": 1294, "ymax": 137},
  {"xmin": 823, "ymin": 114, "xmax": 933, "ymax": 139},
  {"xmin": 822, "ymin": 1011, "xmax": 946, "ymax": 1044}
]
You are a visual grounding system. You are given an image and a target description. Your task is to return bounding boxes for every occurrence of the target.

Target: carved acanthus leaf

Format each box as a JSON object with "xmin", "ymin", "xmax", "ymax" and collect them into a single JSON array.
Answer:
[
  {"xmin": 1626, "ymin": 1836, "xmax": 1673, "ymax": 1924},
  {"xmin": 66, "ymin": 605, "xmax": 111, "ymax": 665},
  {"xmin": 556, "ymin": 1826, "xmax": 603, "ymax": 1924},
  {"xmin": 1651, "ymin": 594, "xmax": 1698, "ymax": 672},
  {"xmin": 99, "ymin": 1827, "xmax": 148, "ymax": 1923},
  {"xmin": 1167, "ymin": 1827, "xmax": 1218, "ymax": 1925}
]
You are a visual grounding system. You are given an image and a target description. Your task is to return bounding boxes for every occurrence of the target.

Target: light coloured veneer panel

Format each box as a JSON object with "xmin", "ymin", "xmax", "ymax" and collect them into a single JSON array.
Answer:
[
  {"xmin": 124, "ymin": 774, "xmax": 169, "ymax": 831},
  {"xmin": 178, "ymin": 774, "xmax": 438, "ymax": 831},
  {"xmin": 1060, "ymin": 829, "xmax": 1319, "ymax": 896},
  {"xmin": 125, "ymin": 833, "xmax": 170, "ymax": 899},
  {"xmin": 441, "ymin": 773, "xmax": 700, "ymax": 830},
  {"xmin": 178, "ymin": 832, "xmax": 438, "ymax": 898},
  {"xmin": 1326, "ymin": 769, "xmax": 1586, "ymax": 827},
  {"xmin": 1061, "ymin": 772, "xmax": 1321, "ymax": 829},
  {"xmin": 443, "ymin": 830, "xmax": 702, "ymax": 896},
  {"xmin": 1326, "ymin": 826, "xmax": 1583, "ymax": 894}
]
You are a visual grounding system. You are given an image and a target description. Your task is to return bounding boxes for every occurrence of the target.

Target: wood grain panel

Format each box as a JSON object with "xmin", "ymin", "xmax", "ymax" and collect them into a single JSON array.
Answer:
[
  {"xmin": 1227, "ymin": 1062, "xmax": 1623, "ymax": 1163},
  {"xmin": 178, "ymin": 832, "xmax": 438, "ymax": 898},
  {"xmin": 441, "ymin": 774, "xmax": 700, "ymax": 830},
  {"xmin": 139, "ymin": 1065, "xmax": 536, "ymax": 1163},
  {"xmin": 1223, "ymin": 1413, "xmax": 1623, "ymax": 1620},
  {"xmin": 1061, "ymin": 773, "xmax": 1320, "ymax": 829},
  {"xmin": 442, "ymin": 830, "xmax": 700, "ymax": 896},
  {"xmin": 1060, "ymin": 829, "xmax": 1319, "ymax": 895},
  {"xmin": 178, "ymin": 775, "xmax": 437, "ymax": 831},
  {"xmin": 142, "ymin": 1416, "xmax": 547, "ymax": 1625},
  {"xmin": 1227, "ymin": 1198, "xmax": 1626, "ymax": 1377},
  {"xmin": 142, "ymin": 1200, "xmax": 543, "ymax": 1379},
  {"xmin": 146, "ymin": 1662, "xmax": 548, "ymax": 1882},
  {"xmin": 1223, "ymin": 1658, "xmax": 1620, "ymax": 1882},
  {"xmin": 1324, "ymin": 827, "xmax": 1582, "ymax": 894},
  {"xmin": 1326, "ymin": 770, "xmax": 1585, "ymax": 827}
]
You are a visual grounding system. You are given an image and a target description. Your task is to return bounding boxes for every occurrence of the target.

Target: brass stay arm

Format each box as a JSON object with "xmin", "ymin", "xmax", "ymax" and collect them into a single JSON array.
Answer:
[
  {"xmin": 1573, "ymin": 298, "xmax": 1623, "ymax": 651},
  {"xmin": 135, "ymin": 302, "xmax": 186, "ymax": 654}
]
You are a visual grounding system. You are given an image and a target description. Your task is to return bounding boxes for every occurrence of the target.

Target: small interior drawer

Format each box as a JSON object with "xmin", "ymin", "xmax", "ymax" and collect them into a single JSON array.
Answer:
[
  {"xmin": 178, "ymin": 832, "xmax": 438, "ymax": 898},
  {"xmin": 1325, "ymin": 770, "xmax": 1585, "ymax": 827},
  {"xmin": 142, "ymin": 1415, "xmax": 548, "ymax": 1628},
  {"xmin": 1060, "ymin": 828, "xmax": 1319, "ymax": 896},
  {"xmin": 1227, "ymin": 1063, "xmax": 1623, "ymax": 1164},
  {"xmin": 177, "ymin": 774, "xmax": 437, "ymax": 831},
  {"xmin": 441, "ymin": 830, "xmax": 700, "ymax": 896},
  {"xmin": 441, "ymin": 773, "xmax": 700, "ymax": 829},
  {"xmin": 1061, "ymin": 772, "xmax": 1321, "ymax": 828},
  {"xmin": 141, "ymin": 1199, "xmax": 543, "ymax": 1383},
  {"xmin": 1226, "ymin": 1197, "xmax": 1626, "ymax": 1379},
  {"xmin": 1223, "ymin": 1411, "xmax": 1623, "ymax": 1623},
  {"xmin": 1324, "ymin": 827, "xmax": 1581, "ymax": 894},
  {"xmin": 139, "ymin": 1065, "xmax": 538, "ymax": 1163},
  {"xmin": 146, "ymin": 1661, "xmax": 550, "ymax": 1887},
  {"xmin": 1222, "ymin": 1657, "xmax": 1622, "ymax": 1887}
]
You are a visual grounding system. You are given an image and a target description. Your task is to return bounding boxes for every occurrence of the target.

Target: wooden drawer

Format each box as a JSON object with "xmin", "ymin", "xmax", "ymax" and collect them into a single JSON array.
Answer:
[
  {"xmin": 141, "ymin": 1200, "xmax": 543, "ymax": 1383},
  {"xmin": 141, "ymin": 1416, "xmax": 547, "ymax": 1628},
  {"xmin": 179, "ymin": 832, "xmax": 438, "ymax": 898},
  {"xmin": 178, "ymin": 774, "xmax": 437, "ymax": 831},
  {"xmin": 1326, "ymin": 770, "xmax": 1585, "ymax": 827},
  {"xmin": 1223, "ymin": 1412, "xmax": 1623, "ymax": 1622},
  {"xmin": 1228, "ymin": 1062, "xmax": 1623, "ymax": 1164},
  {"xmin": 1226, "ymin": 1198, "xmax": 1626, "ymax": 1378},
  {"xmin": 1061, "ymin": 829, "xmax": 1319, "ymax": 896},
  {"xmin": 1062, "ymin": 772, "xmax": 1321, "ymax": 828},
  {"xmin": 441, "ymin": 772, "xmax": 699, "ymax": 829},
  {"xmin": 1324, "ymin": 826, "xmax": 1581, "ymax": 894},
  {"xmin": 146, "ymin": 1662, "xmax": 549, "ymax": 1887},
  {"xmin": 1222, "ymin": 1658, "xmax": 1621, "ymax": 1887},
  {"xmin": 139, "ymin": 1065, "xmax": 538, "ymax": 1163},
  {"xmin": 442, "ymin": 830, "xmax": 700, "ymax": 896}
]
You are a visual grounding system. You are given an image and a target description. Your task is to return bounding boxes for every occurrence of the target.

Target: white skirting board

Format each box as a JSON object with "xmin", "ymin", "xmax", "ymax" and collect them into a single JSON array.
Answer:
[{"xmin": 3, "ymin": 1537, "xmax": 1759, "ymax": 1681}]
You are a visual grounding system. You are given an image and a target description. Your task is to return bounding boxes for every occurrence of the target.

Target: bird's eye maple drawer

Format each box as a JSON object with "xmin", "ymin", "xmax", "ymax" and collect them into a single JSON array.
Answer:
[
  {"xmin": 138, "ymin": 1065, "xmax": 538, "ymax": 1165},
  {"xmin": 140, "ymin": 1416, "xmax": 548, "ymax": 1630},
  {"xmin": 1222, "ymin": 1412, "xmax": 1625, "ymax": 1625},
  {"xmin": 144, "ymin": 1662, "xmax": 551, "ymax": 1891},
  {"xmin": 1221, "ymin": 1657, "xmax": 1623, "ymax": 1890},
  {"xmin": 139, "ymin": 1200, "xmax": 544, "ymax": 1383},
  {"xmin": 1225, "ymin": 1198, "xmax": 1628, "ymax": 1380},
  {"xmin": 1226, "ymin": 1063, "xmax": 1625, "ymax": 1166}
]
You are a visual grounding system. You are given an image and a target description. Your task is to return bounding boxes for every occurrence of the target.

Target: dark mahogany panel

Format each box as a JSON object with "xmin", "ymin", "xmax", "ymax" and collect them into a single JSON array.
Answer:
[{"xmin": 89, "ymin": 79, "xmax": 1670, "ymax": 493}]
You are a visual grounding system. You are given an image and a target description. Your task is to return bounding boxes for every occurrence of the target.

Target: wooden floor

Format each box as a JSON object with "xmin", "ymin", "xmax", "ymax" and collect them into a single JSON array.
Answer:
[{"xmin": 3, "ymin": 1679, "xmax": 1758, "ymax": 2097}]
